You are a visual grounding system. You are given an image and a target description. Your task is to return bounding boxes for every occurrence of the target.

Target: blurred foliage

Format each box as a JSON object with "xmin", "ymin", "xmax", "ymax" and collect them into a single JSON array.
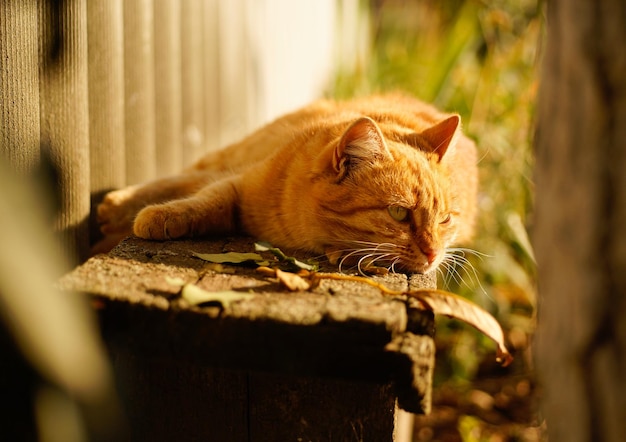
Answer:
[{"xmin": 329, "ymin": 0, "xmax": 543, "ymax": 383}]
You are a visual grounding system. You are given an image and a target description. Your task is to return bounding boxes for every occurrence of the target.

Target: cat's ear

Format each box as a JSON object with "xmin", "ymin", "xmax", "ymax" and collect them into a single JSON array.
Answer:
[
  {"xmin": 333, "ymin": 117, "xmax": 391, "ymax": 177},
  {"xmin": 418, "ymin": 115, "xmax": 461, "ymax": 161}
]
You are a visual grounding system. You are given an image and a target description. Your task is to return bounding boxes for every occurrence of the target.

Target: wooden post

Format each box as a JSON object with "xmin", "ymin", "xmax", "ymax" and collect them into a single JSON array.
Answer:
[{"xmin": 534, "ymin": 0, "xmax": 626, "ymax": 441}]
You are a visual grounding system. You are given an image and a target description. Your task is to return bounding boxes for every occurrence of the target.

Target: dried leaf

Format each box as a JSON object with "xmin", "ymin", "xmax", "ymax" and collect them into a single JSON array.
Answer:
[
  {"xmin": 408, "ymin": 289, "xmax": 513, "ymax": 366},
  {"xmin": 361, "ymin": 264, "xmax": 389, "ymax": 276},
  {"xmin": 192, "ymin": 251, "xmax": 270, "ymax": 266},
  {"xmin": 357, "ymin": 257, "xmax": 390, "ymax": 276},
  {"xmin": 256, "ymin": 266, "xmax": 278, "ymax": 277},
  {"xmin": 254, "ymin": 242, "xmax": 316, "ymax": 271},
  {"xmin": 181, "ymin": 284, "xmax": 255, "ymax": 307},
  {"xmin": 252, "ymin": 266, "xmax": 513, "ymax": 366},
  {"xmin": 203, "ymin": 262, "xmax": 237, "ymax": 274},
  {"xmin": 275, "ymin": 268, "xmax": 311, "ymax": 291},
  {"xmin": 165, "ymin": 276, "xmax": 186, "ymax": 287}
]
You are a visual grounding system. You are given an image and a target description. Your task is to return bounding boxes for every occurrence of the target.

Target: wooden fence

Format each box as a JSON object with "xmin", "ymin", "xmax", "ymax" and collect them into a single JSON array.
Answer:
[{"xmin": 0, "ymin": 0, "xmax": 368, "ymax": 262}]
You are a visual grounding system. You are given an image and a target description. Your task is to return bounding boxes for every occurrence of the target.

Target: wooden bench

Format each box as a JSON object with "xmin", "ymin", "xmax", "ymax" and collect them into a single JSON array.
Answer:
[{"xmin": 58, "ymin": 236, "xmax": 436, "ymax": 441}]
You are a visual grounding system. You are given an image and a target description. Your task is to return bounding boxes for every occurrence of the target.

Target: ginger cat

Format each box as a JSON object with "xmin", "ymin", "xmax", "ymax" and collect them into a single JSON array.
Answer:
[{"xmin": 96, "ymin": 94, "xmax": 478, "ymax": 274}]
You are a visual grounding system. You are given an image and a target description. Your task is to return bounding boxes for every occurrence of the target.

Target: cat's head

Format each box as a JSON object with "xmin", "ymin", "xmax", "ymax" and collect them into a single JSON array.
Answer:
[{"xmin": 312, "ymin": 115, "xmax": 463, "ymax": 274}]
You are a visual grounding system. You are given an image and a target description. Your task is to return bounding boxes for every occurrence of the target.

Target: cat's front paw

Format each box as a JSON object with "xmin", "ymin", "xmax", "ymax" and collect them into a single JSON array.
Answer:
[{"xmin": 133, "ymin": 204, "xmax": 191, "ymax": 240}]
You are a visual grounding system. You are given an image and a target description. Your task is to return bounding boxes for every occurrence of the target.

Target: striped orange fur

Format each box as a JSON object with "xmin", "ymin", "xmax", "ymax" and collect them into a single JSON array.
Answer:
[{"xmin": 96, "ymin": 94, "xmax": 478, "ymax": 273}]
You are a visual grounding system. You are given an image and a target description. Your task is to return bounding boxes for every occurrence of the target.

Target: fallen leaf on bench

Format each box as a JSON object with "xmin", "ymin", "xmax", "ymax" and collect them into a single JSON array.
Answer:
[
  {"xmin": 165, "ymin": 276, "xmax": 186, "ymax": 287},
  {"xmin": 181, "ymin": 283, "xmax": 255, "ymax": 307},
  {"xmin": 285, "ymin": 271, "xmax": 513, "ymax": 366},
  {"xmin": 192, "ymin": 251, "xmax": 270, "ymax": 266},
  {"xmin": 254, "ymin": 242, "xmax": 317, "ymax": 271},
  {"xmin": 203, "ymin": 262, "xmax": 237, "ymax": 274},
  {"xmin": 407, "ymin": 289, "xmax": 513, "ymax": 367},
  {"xmin": 275, "ymin": 268, "xmax": 311, "ymax": 291}
]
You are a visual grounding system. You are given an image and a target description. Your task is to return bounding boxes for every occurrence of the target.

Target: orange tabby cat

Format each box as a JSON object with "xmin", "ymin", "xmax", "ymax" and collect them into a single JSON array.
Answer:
[{"xmin": 96, "ymin": 94, "xmax": 478, "ymax": 274}]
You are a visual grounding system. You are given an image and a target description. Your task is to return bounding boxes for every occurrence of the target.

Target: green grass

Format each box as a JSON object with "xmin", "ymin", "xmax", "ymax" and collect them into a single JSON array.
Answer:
[{"xmin": 329, "ymin": 0, "xmax": 543, "ymax": 382}]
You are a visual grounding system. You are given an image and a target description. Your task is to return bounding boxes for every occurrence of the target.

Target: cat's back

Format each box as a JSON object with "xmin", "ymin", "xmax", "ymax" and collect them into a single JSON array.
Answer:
[
  {"xmin": 188, "ymin": 99, "xmax": 341, "ymax": 173},
  {"xmin": 189, "ymin": 94, "xmax": 475, "ymax": 175}
]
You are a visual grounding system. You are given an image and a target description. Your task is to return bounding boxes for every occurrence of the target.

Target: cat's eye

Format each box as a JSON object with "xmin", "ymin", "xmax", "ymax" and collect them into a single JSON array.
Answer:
[
  {"xmin": 440, "ymin": 213, "xmax": 452, "ymax": 224},
  {"xmin": 388, "ymin": 205, "xmax": 410, "ymax": 222}
]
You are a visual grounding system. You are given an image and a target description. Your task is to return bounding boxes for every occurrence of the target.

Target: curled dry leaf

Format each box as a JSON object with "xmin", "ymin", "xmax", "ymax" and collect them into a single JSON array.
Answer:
[
  {"xmin": 275, "ymin": 269, "xmax": 311, "ymax": 291},
  {"xmin": 256, "ymin": 267, "xmax": 313, "ymax": 291},
  {"xmin": 407, "ymin": 289, "xmax": 513, "ymax": 367},
  {"xmin": 301, "ymin": 272, "xmax": 512, "ymax": 366},
  {"xmin": 256, "ymin": 266, "xmax": 278, "ymax": 277},
  {"xmin": 259, "ymin": 260, "xmax": 513, "ymax": 366}
]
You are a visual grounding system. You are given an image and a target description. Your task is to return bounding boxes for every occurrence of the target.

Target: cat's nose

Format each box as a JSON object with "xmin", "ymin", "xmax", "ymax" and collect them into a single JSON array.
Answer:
[
  {"xmin": 420, "ymin": 247, "xmax": 438, "ymax": 265},
  {"xmin": 426, "ymin": 252, "xmax": 437, "ymax": 265}
]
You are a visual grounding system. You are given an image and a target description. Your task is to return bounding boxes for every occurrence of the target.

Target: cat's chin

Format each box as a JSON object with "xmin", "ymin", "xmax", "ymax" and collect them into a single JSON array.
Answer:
[{"xmin": 396, "ymin": 257, "xmax": 443, "ymax": 275}]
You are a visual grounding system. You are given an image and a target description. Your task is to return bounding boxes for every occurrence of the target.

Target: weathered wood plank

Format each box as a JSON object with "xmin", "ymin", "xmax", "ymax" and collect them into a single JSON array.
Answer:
[
  {"xmin": 59, "ymin": 236, "xmax": 436, "ymax": 440},
  {"xmin": 111, "ymin": 350, "xmax": 249, "ymax": 441},
  {"xmin": 248, "ymin": 372, "xmax": 396, "ymax": 441}
]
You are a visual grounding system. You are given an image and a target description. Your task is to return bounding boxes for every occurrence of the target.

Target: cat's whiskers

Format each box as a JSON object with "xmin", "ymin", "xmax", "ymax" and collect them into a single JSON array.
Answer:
[
  {"xmin": 338, "ymin": 248, "xmax": 388, "ymax": 273},
  {"xmin": 438, "ymin": 259, "xmax": 465, "ymax": 287},
  {"xmin": 335, "ymin": 240, "xmax": 405, "ymax": 274},
  {"xmin": 390, "ymin": 258, "xmax": 401, "ymax": 274},
  {"xmin": 440, "ymin": 252, "xmax": 473, "ymax": 286},
  {"xmin": 439, "ymin": 247, "xmax": 488, "ymax": 295},
  {"xmin": 356, "ymin": 252, "xmax": 397, "ymax": 275}
]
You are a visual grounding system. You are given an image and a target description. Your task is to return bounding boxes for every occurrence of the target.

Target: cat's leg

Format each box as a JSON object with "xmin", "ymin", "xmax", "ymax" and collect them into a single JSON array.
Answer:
[
  {"xmin": 91, "ymin": 172, "xmax": 219, "ymax": 255},
  {"xmin": 133, "ymin": 178, "xmax": 240, "ymax": 240},
  {"xmin": 97, "ymin": 172, "xmax": 217, "ymax": 236}
]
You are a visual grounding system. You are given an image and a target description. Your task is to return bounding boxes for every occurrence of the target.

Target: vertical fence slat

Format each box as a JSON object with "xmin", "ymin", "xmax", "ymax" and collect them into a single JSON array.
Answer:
[
  {"xmin": 202, "ymin": 0, "xmax": 221, "ymax": 152},
  {"xmin": 123, "ymin": 0, "xmax": 156, "ymax": 185},
  {"xmin": 153, "ymin": 0, "xmax": 182, "ymax": 177},
  {"xmin": 0, "ymin": 0, "xmax": 41, "ymax": 174},
  {"xmin": 39, "ymin": 0, "xmax": 90, "ymax": 262},
  {"xmin": 181, "ymin": 0, "xmax": 206, "ymax": 166},
  {"xmin": 2, "ymin": 0, "xmax": 363, "ymax": 261},
  {"xmin": 87, "ymin": 0, "xmax": 126, "ymax": 194},
  {"xmin": 216, "ymin": 0, "xmax": 256, "ymax": 147}
]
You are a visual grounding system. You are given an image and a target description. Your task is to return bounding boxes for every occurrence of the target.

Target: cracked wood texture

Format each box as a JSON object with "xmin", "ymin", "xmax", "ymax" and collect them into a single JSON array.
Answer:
[
  {"xmin": 534, "ymin": 1, "xmax": 626, "ymax": 441},
  {"xmin": 58, "ymin": 236, "xmax": 436, "ymax": 441}
]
